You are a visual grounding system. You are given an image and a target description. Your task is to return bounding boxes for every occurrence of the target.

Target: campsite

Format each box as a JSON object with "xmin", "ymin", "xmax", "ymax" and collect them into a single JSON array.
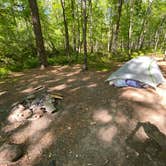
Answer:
[
  {"xmin": 0, "ymin": 0, "xmax": 166, "ymax": 166},
  {"xmin": 0, "ymin": 59, "xmax": 166, "ymax": 165}
]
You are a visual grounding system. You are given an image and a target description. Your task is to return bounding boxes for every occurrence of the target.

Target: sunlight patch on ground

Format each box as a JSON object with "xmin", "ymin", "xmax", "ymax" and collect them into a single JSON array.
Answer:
[
  {"xmin": 82, "ymin": 77, "xmax": 90, "ymax": 81},
  {"xmin": 115, "ymin": 112, "xmax": 128, "ymax": 124},
  {"xmin": 49, "ymin": 84, "xmax": 67, "ymax": 91},
  {"xmin": 27, "ymin": 131, "xmax": 54, "ymax": 165},
  {"xmin": 93, "ymin": 109, "xmax": 112, "ymax": 123},
  {"xmin": 87, "ymin": 83, "xmax": 97, "ymax": 88},
  {"xmin": 46, "ymin": 77, "xmax": 65, "ymax": 83},
  {"xmin": 73, "ymin": 64, "xmax": 81, "ymax": 69},
  {"xmin": 147, "ymin": 113, "xmax": 165, "ymax": 125},
  {"xmin": 66, "ymin": 70, "xmax": 81, "ymax": 77},
  {"xmin": 45, "ymin": 80, "xmax": 57, "ymax": 84},
  {"xmin": 98, "ymin": 125, "xmax": 117, "ymax": 143},
  {"xmin": 156, "ymin": 87, "xmax": 166, "ymax": 107},
  {"xmin": 29, "ymin": 80, "xmax": 39, "ymax": 86},
  {"xmin": 10, "ymin": 117, "xmax": 52, "ymax": 144},
  {"xmin": 0, "ymin": 91, "xmax": 7, "ymax": 96},
  {"xmin": 11, "ymin": 72, "xmax": 24, "ymax": 77},
  {"xmin": 0, "ymin": 81, "xmax": 5, "ymax": 84},
  {"xmin": 69, "ymin": 87, "xmax": 81, "ymax": 92},
  {"xmin": 21, "ymin": 87, "xmax": 34, "ymax": 93},
  {"xmin": 35, "ymin": 75, "xmax": 46, "ymax": 79},
  {"xmin": 2, "ymin": 122, "xmax": 24, "ymax": 133},
  {"xmin": 67, "ymin": 78, "xmax": 76, "ymax": 83},
  {"xmin": 137, "ymin": 109, "xmax": 166, "ymax": 134},
  {"xmin": 120, "ymin": 88, "xmax": 156, "ymax": 104}
]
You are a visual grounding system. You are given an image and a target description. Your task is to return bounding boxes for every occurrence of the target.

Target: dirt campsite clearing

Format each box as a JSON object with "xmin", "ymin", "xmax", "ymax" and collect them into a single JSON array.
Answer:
[{"xmin": 0, "ymin": 60, "xmax": 166, "ymax": 166}]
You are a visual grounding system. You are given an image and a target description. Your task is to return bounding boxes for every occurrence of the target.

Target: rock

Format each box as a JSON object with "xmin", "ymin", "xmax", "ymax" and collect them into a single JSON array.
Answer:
[
  {"xmin": 8, "ymin": 108, "xmax": 32, "ymax": 123},
  {"xmin": 43, "ymin": 95, "xmax": 56, "ymax": 113},
  {"xmin": 28, "ymin": 112, "xmax": 44, "ymax": 121},
  {"xmin": 0, "ymin": 143, "xmax": 23, "ymax": 163},
  {"xmin": 144, "ymin": 139, "xmax": 160, "ymax": 157},
  {"xmin": 141, "ymin": 122, "xmax": 166, "ymax": 149},
  {"xmin": 8, "ymin": 104, "xmax": 25, "ymax": 123}
]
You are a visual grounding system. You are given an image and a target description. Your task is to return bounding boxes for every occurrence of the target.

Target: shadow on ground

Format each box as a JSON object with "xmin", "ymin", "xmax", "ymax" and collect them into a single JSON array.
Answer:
[{"xmin": 0, "ymin": 62, "xmax": 166, "ymax": 166}]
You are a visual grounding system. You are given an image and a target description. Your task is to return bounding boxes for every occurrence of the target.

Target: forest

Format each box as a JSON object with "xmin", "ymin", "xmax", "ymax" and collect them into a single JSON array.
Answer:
[
  {"xmin": 1, "ymin": 1, "xmax": 166, "ymax": 165},
  {"xmin": 0, "ymin": 0, "xmax": 166, "ymax": 75}
]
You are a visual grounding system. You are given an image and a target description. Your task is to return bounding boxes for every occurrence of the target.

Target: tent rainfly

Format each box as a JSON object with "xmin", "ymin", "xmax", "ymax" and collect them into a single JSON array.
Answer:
[{"xmin": 106, "ymin": 56, "xmax": 166, "ymax": 89}]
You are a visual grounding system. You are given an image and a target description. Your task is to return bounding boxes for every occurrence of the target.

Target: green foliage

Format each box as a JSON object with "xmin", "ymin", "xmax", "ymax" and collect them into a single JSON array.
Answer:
[
  {"xmin": 0, "ymin": 0, "xmax": 165, "ymax": 72},
  {"xmin": 0, "ymin": 68, "xmax": 10, "ymax": 78},
  {"xmin": 8, "ymin": 57, "xmax": 39, "ymax": 72}
]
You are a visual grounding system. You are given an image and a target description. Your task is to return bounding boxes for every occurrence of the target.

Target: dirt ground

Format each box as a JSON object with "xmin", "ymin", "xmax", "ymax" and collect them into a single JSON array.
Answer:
[{"xmin": 0, "ymin": 60, "xmax": 166, "ymax": 166}]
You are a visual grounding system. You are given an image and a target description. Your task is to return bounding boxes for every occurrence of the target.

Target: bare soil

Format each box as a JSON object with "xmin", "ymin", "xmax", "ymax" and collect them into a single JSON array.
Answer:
[{"xmin": 0, "ymin": 60, "xmax": 166, "ymax": 166}]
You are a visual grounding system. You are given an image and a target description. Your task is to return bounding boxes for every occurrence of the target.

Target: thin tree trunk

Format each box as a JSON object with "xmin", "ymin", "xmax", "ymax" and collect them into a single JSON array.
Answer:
[
  {"xmin": 95, "ymin": 40, "xmax": 98, "ymax": 52},
  {"xmin": 71, "ymin": 0, "xmax": 76, "ymax": 52},
  {"xmin": 127, "ymin": 0, "xmax": 134, "ymax": 59},
  {"xmin": 28, "ymin": 0, "xmax": 47, "ymax": 68},
  {"xmin": 111, "ymin": 0, "xmax": 123, "ymax": 54},
  {"xmin": 154, "ymin": 16, "xmax": 166, "ymax": 54},
  {"xmin": 107, "ymin": 27, "xmax": 111, "ymax": 52},
  {"xmin": 89, "ymin": 0, "xmax": 93, "ymax": 53},
  {"xmin": 60, "ymin": 0, "xmax": 70, "ymax": 57},
  {"xmin": 154, "ymin": 32, "xmax": 160, "ymax": 55},
  {"xmin": 82, "ymin": 0, "xmax": 88, "ymax": 70},
  {"xmin": 109, "ymin": 24, "xmax": 114, "ymax": 53},
  {"xmin": 77, "ymin": 20, "xmax": 81, "ymax": 53},
  {"xmin": 76, "ymin": 2, "xmax": 81, "ymax": 53},
  {"xmin": 137, "ymin": 0, "xmax": 153, "ymax": 50}
]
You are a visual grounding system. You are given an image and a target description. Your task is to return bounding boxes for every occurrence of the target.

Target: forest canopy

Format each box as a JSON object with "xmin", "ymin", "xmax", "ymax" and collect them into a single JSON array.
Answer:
[{"xmin": 0, "ymin": 0, "xmax": 166, "ymax": 74}]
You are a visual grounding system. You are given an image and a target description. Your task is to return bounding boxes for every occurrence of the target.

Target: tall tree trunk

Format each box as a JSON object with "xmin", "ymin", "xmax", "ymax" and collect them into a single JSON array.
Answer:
[
  {"xmin": 107, "ymin": 26, "xmax": 111, "ymax": 52},
  {"xmin": 137, "ymin": 0, "xmax": 153, "ymax": 50},
  {"xmin": 111, "ymin": 0, "xmax": 123, "ymax": 54},
  {"xmin": 127, "ymin": 0, "xmax": 134, "ymax": 59},
  {"xmin": 82, "ymin": 0, "xmax": 88, "ymax": 70},
  {"xmin": 71, "ymin": 0, "xmax": 76, "ymax": 52},
  {"xmin": 76, "ymin": 2, "xmax": 81, "ymax": 53},
  {"xmin": 95, "ymin": 40, "xmax": 98, "ymax": 52},
  {"xmin": 154, "ymin": 16, "xmax": 166, "ymax": 54},
  {"xmin": 77, "ymin": 19, "xmax": 81, "ymax": 53},
  {"xmin": 28, "ymin": 0, "xmax": 47, "ymax": 68},
  {"xmin": 163, "ymin": 34, "xmax": 166, "ymax": 60},
  {"xmin": 60, "ymin": 0, "xmax": 70, "ymax": 57},
  {"xmin": 89, "ymin": 0, "xmax": 93, "ymax": 53}
]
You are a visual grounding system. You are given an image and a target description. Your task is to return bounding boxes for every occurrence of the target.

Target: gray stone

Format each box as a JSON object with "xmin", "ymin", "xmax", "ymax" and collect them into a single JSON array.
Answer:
[{"xmin": 0, "ymin": 143, "xmax": 23, "ymax": 163}]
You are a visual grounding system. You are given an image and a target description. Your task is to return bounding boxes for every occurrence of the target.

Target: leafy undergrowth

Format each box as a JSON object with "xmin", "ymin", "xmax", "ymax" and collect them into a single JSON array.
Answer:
[{"xmin": 1, "ymin": 51, "xmax": 164, "ymax": 79}]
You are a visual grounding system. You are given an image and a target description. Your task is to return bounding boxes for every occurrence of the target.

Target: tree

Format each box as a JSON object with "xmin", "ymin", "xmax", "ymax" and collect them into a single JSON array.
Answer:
[
  {"xmin": 0, "ymin": 0, "xmax": 166, "ymax": 71},
  {"xmin": 28, "ymin": 0, "xmax": 47, "ymax": 68},
  {"xmin": 111, "ymin": 0, "xmax": 123, "ymax": 54},
  {"xmin": 137, "ymin": 0, "xmax": 153, "ymax": 50},
  {"xmin": 127, "ymin": 0, "xmax": 134, "ymax": 59},
  {"xmin": 82, "ymin": 0, "xmax": 88, "ymax": 70},
  {"xmin": 89, "ymin": 0, "xmax": 93, "ymax": 53},
  {"xmin": 60, "ymin": 0, "xmax": 70, "ymax": 57},
  {"xmin": 71, "ymin": 0, "xmax": 76, "ymax": 52}
]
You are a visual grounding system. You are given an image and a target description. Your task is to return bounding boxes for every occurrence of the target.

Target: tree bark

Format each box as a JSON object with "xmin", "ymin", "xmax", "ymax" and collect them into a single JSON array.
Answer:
[
  {"xmin": 111, "ymin": 0, "xmax": 123, "ymax": 54},
  {"xmin": 89, "ymin": 0, "xmax": 93, "ymax": 53},
  {"xmin": 28, "ymin": 0, "xmax": 47, "ymax": 68},
  {"xmin": 107, "ymin": 26, "xmax": 111, "ymax": 52},
  {"xmin": 154, "ymin": 16, "xmax": 166, "ymax": 52},
  {"xmin": 137, "ymin": 0, "xmax": 153, "ymax": 50},
  {"xmin": 127, "ymin": 0, "xmax": 134, "ymax": 59},
  {"xmin": 60, "ymin": 0, "xmax": 70, "ymax": 57},
  {"xmin": 82, "ymin": 0, "xmax": 88, "ymax": 70},
  {"xmin": 76, "ymin": 1, "xmax": 81, "ymax": 53},
  {"xmin": 71, "ymin": 0, "xmax": 76, "ymax": 52}
]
